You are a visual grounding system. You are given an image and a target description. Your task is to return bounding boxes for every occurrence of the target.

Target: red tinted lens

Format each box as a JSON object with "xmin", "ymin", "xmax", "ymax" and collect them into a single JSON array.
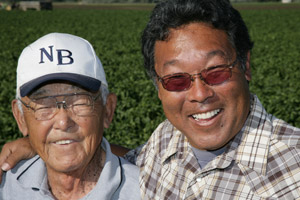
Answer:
[
  {"xmin": 203, "ymin": 67, "xmax": 231, "ymax": 85},
  {"xmin": 162, "ymin": 73, "xmax": 191, "ymax": 91}
]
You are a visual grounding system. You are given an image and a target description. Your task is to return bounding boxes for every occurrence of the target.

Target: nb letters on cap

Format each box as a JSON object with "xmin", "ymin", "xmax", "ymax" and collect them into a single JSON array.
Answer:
[
  {"xmin": 16, "ymin": 33, "xmax": 108, "ymax": 97},
  {"xmin": 39, "ymin": 45, "xmax": 74, "ymax": 65}
]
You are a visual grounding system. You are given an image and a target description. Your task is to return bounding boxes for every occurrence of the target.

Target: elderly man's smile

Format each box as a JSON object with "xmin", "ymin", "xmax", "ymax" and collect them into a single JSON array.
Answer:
[{"xmin": 53, "ymin": 139, "xmax": 77, "ymax": 145}]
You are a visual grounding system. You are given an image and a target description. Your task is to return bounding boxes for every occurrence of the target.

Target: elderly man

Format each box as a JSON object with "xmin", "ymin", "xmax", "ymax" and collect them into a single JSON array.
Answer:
[
  {"xmin": 0, "ymin": 33, "xmax": 140, "ymax": 200},
  {"xmin": 1, "ymin": 0, "xmax": 300, "ymax": 199}
]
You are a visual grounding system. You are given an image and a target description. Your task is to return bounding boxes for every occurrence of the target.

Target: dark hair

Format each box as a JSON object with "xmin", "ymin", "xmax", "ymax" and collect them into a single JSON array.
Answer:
[{"xmin": 141, "ymin": 0, "xmax": 254, "ymax": 82}]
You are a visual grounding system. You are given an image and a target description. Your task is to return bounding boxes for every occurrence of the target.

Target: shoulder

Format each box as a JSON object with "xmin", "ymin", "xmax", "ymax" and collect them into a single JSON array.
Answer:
[
  {"xmin": 101, "ymin": 138, "xmax": 140, "ymax": 199},
  {"xmin": 268, "ymin": 117, "xmax": 300, "ymax": 168},
  {"xmin": 270, "ymin": 116, "xmax": 300, "ymax": 148},
  {"xmin": 0, "ymin": 155, "xmax": 41, "ymax": 197},
  {"xmin": 137, "ymin": 119, "xmax": 176, "ymax": 164},
  {"xmin": 2, "ymin": 155, "xmax": 41, "ymax": 183},
  {"xmin": 263, "ymin": 118, "xmax": 300, "ymax": 198},
  {"xmin": 249, "ymin": 95, "xmax": 300, "ymax": 150},
  {"xmin": 119, "ymin": 156, "xmax": 140, "ymax": 177},
  {"xmin": 123, "ymin": 144, "xmax": 144, "ymax": 165},
  {"xmin": 112, "ymin": 156, "xmax": 141, "ymax": 200}
]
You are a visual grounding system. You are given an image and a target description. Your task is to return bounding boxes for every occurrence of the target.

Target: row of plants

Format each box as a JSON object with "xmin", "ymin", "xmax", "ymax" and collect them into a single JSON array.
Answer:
[{"xmin": 0, "ymin": 7, "xmax": 299, "ymax": 149}]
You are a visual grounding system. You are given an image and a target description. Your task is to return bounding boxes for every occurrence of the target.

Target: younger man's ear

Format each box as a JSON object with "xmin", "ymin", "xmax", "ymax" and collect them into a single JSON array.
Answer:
[
  {"xmin": 103, "ymin": 93, "xmax": 117, "ymax": 129},
  {"xmin": 12, "ymin": 99, "xmax": 29, "ymax": 137},
  {"xmin": 244, "ymin": 51, "xmax": 251, "ymax": 82}
]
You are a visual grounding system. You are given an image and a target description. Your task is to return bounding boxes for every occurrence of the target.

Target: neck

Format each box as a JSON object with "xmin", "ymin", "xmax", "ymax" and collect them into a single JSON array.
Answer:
[{"xmin": 47, "ymin": 145, "xmax": 106, "ymax": 200}]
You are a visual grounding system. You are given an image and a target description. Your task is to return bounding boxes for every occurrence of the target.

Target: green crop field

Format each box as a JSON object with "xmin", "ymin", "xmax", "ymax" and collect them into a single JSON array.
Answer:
[{"xmin": 0, "ymin": 3, "xmax": 299, "ymax": 149}]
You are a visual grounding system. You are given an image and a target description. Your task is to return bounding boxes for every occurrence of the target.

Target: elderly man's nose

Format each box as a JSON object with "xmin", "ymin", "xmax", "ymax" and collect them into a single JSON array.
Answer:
[{"xmin": 53, "ymin": 107, "xmax": 74, "ymax": 131}]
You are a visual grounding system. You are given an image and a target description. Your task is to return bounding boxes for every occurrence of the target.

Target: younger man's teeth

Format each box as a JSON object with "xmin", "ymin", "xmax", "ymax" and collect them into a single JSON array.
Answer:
[
  {"xmin": 193, "ymin": 109, "xmax": 220, "ymax": 120},
  {"xmin": 55, "ymin": 140, "xmax": 73, "ymax": 145}
]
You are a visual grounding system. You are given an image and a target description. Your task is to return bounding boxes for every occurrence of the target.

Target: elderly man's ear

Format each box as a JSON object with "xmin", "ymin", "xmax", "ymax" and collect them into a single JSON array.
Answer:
[
  {"xmin": 11, "ymin": 99, "xmax": 29, "ymax": 137},
  {"xmin": 103, "ymin": 93, "xmax": 117, "ymax": 129}
]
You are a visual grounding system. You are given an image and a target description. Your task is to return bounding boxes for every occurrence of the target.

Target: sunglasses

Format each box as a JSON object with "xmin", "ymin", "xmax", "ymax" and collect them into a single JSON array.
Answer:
[{"xmin": 156, "ymin": 60, "xmax": 238, "ymax": 92}]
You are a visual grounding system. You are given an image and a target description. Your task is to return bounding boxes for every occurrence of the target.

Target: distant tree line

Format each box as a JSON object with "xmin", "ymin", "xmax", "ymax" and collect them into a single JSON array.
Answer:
[
  {"xmin": 52, "ymin": 0, "xmax": 283, "ymax": 2},
  {"xmin": 53, "ymin": 0, "xmax": 160, "ymax": 3}
]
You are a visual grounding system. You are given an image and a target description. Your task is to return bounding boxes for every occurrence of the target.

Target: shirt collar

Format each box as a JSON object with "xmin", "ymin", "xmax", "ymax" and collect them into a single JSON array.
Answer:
[
  {"xmin": 232, "ymin": 94, "xmax": 272, "ymax": 175},
  {"xmin": 16, "ymin": 155, "xmax": 52, "ymax": 196},
  {"xmin": 161, "ymin": 94, "xmax": 272, "ymax": 176},
  {"xmin": 161, "ymin": 125, "xmax": 189, "ymax": 163},
  {"xmin": 15, "ymin": 137, "xmax": 123, "ymax": 199},
  {"xmin": 89, "ymin": 137, "xmax": 123, "ymax": 199}
]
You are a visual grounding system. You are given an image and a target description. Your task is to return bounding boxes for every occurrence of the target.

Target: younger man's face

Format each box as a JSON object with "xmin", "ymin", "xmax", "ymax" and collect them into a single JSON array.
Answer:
[{"xmin": 155, "ymin": 22, "xmax": 251, "ymax": 150}]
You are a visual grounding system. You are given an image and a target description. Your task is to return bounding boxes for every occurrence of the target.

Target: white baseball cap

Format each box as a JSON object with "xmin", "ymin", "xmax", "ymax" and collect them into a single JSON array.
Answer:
[{"xmin": 17, "ymin": 32, "xmax": 108, "ymax": 97}]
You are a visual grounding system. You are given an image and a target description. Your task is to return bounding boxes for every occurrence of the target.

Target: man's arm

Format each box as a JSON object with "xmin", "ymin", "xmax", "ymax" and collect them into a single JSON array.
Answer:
[
  {"xmin": 0, "ymin": 137, "xmax": 36, "ymax": 183},
  {"xmin": 0, "ymin": 137, "xmax": 131, "ymax": 182},
  {"xmin": 123, "ymin": 144, "xmax": 145, "ymax": 165},
  {"xmin": 110, "ymin": 144, "xmax": 130, "ymax": 157},
  {"xmin": 0, "ymin": 137, "xmax": 133, "ymax": 184}
]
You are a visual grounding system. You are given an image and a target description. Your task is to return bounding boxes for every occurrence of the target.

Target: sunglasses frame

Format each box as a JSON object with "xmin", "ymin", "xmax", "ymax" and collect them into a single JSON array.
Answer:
[{"xmin": 156, "ymin": 59, "xmax": 238, "ymax": 92}]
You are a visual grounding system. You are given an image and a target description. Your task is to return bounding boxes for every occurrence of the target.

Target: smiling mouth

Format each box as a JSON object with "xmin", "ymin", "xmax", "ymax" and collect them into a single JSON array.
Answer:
[
  {"xmin": 192, "ymin": 109, "xmax": 221, "ymax": 121},
  {"xmin": 54, "ymin": 140, "xmax": 75, "ymax": 145}
]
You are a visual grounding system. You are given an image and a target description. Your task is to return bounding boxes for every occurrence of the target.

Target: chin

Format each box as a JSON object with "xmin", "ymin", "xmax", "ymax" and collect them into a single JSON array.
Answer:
[{"xmin": 190, "ymin": 133, "xmax": 230, "ymax": 150}]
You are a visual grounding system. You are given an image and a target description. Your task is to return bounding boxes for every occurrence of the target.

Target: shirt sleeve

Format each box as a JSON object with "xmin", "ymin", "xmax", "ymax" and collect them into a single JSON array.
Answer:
[{"xmin": 123, "ymin": 143, "xmax": 145, "ymax": 165}]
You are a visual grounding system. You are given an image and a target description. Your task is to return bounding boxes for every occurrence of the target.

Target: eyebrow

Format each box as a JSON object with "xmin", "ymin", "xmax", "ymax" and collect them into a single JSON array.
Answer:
[
  {"xmin": 163, "ymin": 59, "xmax": 179, "ymax": 68},
  {"xmin": 162, "ymin": 49, "xmax": 228, "ymax": 68},
  {"xmin": 206, "ymin": 50, "xmax": 227, "ymax": 60},
  {"xmin": 30, "ymin": 89, "xmax": 47, "ymax": 97},
  {"xmin": 29, "ymin": 85, "xmax": 84, "ymax": 98}
]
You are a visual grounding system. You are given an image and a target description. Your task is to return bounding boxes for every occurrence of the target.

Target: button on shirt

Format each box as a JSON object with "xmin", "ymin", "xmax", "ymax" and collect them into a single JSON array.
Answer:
[
  {"xmin": 0, "ymin": 137, "xmax": 141, "ymax": 200},
  {"xmin": 135, "ymin": 94, "xmax": 300, "ymax": 200}
]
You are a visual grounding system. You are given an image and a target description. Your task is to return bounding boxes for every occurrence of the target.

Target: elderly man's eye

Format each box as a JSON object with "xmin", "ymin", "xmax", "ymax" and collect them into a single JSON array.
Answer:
[
  {"xmin": 70, "ymin": 95, "xmax": 92, "ymax": 106},
  {"xmin": 35, "ymin": 106, "xmax": 53, "ymax": 111},
  {"xmin": 34, "ymin": 99, "xmax": 56, "ymax": 110}
]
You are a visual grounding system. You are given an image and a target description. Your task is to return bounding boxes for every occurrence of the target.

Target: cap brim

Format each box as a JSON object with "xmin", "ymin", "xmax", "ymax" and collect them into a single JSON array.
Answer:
[{"xmin": 20, "ymin": 73, "xmax": 101, "ymax": 97}]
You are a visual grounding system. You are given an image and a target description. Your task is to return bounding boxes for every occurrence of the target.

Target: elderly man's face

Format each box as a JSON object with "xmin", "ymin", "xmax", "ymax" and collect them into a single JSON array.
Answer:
[
  {"xmin": 154, "ymin": 22, "xmax": 251, "ymax": 150},
  {"xmin": 12, "ymin": 83, "xmax": 116, "ymax": 173}
]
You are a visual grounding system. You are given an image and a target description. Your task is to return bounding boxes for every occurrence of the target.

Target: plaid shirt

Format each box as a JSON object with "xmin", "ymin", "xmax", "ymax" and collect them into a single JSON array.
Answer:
[{"xmin": 134, "ymin": 95, "xmax": 300, "ymax": 200}]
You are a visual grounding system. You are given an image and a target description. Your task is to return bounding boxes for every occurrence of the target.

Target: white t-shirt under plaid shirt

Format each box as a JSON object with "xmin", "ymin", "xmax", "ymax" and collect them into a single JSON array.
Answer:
[{"xmin": 132, "ymin": 94, "xmax": 300, "ymax": 200}]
